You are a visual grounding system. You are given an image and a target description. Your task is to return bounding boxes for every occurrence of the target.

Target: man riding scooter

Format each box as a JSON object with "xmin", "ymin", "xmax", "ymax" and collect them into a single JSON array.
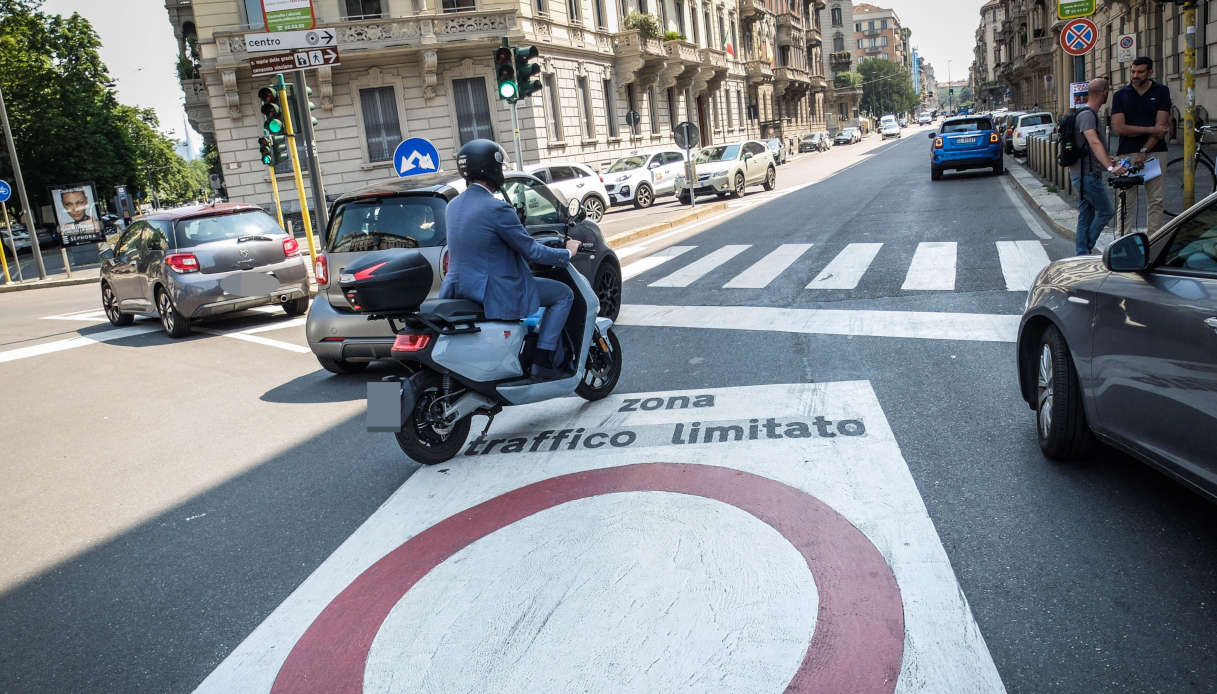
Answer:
[{"xmin": 441, "ymin": 139, "xmax": 582, "ymax": 379}]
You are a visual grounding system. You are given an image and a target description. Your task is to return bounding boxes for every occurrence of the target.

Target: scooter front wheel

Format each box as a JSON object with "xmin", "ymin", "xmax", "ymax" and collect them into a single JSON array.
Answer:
[
  {"xmin": 576, "ymin": 329, "xmax": 622, "ymax": 401},
  {"xmin": 395, "ymin": 377, "xmax": 472, "ymax": 465}
]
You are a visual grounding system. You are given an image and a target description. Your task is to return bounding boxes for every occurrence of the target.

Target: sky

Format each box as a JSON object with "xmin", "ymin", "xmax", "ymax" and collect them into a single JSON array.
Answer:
[
  {"xmin": 874, "ymin": 0, "xmax": 990, "ymax": 85},
  {"xmin": 41, "ymin": 0, "xmax": 203, "ymax": 155}
]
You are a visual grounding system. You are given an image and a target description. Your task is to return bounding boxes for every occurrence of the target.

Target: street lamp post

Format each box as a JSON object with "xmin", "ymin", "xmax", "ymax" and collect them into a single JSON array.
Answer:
[{"xmin": 948, "ymin": 60, "xmax": 953, "ymax": 114}]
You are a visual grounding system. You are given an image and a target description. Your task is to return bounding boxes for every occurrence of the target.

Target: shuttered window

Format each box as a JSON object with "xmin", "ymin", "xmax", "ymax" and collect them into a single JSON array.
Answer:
[
  {"xmin": 452, "ymin": 77, "xmax": 494, "ymax": 145},
  {"xmin": 359, "ymin": 86, "xmax": 402, "ymax": 163}
]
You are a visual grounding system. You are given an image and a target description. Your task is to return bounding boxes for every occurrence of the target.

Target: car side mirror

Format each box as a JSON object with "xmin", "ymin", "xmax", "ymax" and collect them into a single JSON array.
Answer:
[
  {"xmin": 98, "ymin": 246, "xmax": 114, "ymax": 261},
  {"xmin": 927, "ymin": 132, "xmax": 936, "ymax": 139},
  {"xmin": 1103, "ymin": 232, "xmax": 1150, "ymax": 272},
  {"xmin": 744, "ymin": 152, "xmax": 753, "ymax": 160},
  {"xmin": 648, "ymin": 162, "xmax": 661, "ymax": 169}
]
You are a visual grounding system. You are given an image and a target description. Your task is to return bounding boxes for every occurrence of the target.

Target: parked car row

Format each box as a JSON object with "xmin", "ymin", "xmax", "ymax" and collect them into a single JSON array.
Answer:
[
  {"xmin": 799, "ymin": 132, "xmax": 833, "ymax": 153},
  {"xmin": 834, "ymin": 127, "xmax": 863, "ymax": 145},
  {"xmin": 675, "ymin": 140, "xmax": 777, "ymax": 203}
]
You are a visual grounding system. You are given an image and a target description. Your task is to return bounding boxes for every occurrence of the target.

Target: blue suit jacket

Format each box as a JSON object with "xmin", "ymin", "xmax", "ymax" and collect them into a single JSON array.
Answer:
[{"xmin": 439, "ymin": 184, "xmax": 571, "ymax": 320}]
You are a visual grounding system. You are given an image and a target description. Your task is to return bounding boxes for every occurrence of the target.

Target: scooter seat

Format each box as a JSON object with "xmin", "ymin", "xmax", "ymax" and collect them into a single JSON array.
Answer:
[{"xmin": 417, "ymin": 298, "xmax": 485, "ymax": 323}]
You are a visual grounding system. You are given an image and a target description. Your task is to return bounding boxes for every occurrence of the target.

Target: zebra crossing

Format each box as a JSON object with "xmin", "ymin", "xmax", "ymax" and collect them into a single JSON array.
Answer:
[{"xmin": 622, "ymin": 239, "xmax": 1054, "ymax": 292}]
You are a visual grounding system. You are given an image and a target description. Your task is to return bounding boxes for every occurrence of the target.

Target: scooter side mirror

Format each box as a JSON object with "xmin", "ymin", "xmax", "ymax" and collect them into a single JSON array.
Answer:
[{"xmin": 566, "ymin": 198, "xmax": 586, "ymax": 223}]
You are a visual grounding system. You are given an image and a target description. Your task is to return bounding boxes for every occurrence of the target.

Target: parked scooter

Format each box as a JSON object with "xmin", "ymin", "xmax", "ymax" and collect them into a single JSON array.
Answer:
[{"xmin": 342, "ymin": 198, "xmax": 622, "ymax": 465}]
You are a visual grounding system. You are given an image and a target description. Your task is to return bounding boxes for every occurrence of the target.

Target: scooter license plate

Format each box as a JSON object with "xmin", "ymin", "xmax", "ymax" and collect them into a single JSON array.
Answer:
[{"xmin": 366, "ymin": 381, "xmax": 403, "ymax": 432}]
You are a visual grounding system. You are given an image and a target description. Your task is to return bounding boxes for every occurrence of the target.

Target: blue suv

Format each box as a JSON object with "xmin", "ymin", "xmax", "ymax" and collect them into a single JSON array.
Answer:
[{"xmin": 929, "ymin": 115, "xmax": 1004, "ymax": 180}]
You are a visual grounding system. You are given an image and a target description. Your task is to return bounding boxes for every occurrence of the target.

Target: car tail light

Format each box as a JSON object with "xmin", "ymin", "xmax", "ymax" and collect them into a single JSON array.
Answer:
[
  {"xmin": 165, "ymin": 253, "xmax": 199, "ymax": 273},
  {"xmin": 392, "ymin": 333, "xmax": 431, "ymax": 352},
  {"xmin": 314, "ymin": 253, "xmax": 328, "ymax": 286},
  {"xmin": 934, "ymin": 137, "xmax": 944, "ymax": 148},
  {"xmin": 283, "ymin": 236, "xmax": 300, "ymax": 257},
  {"xmin": 990, "ymin": 133, "xmax": 1000, "ymax": 144},
  {"xmin": 1015, "ymin": 129, "xmax": 1022, "ymax": 138}
]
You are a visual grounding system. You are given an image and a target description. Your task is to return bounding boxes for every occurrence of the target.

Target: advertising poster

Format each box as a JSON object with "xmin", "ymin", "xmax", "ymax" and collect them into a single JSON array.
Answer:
[
  {"xmin": 50, "ymin": 182, "xmax": 105, "ymax": 246},
  {"xmin": 1070, "ymin": 81, "xmax": 1089, "ymax": 107}
]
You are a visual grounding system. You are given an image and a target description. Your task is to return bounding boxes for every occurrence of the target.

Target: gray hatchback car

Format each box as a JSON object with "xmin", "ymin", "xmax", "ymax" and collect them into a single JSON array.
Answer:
[
  {"xmin": 99, "ymin": 203, "xmax": 310, "ymax": 337},
  {"xmin": 1017, "ymin": 194, "xmax": 1217, "ymax": 499}
]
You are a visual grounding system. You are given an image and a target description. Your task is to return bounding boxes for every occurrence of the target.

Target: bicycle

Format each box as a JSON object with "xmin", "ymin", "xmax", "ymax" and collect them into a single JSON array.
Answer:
[{"xmin": 1164, "ymin": 124, "xmax": 1217, "ymax": 217}]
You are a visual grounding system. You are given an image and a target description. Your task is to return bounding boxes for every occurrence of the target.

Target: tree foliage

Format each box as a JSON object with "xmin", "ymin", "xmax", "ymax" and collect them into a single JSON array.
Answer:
[
  {"xmin": 857, "ymin": 58, "xmax": 919, "ymax": 116},
  {"xmin": 0, "ymin": 0, "xmax": 199, "ymax": 218}
]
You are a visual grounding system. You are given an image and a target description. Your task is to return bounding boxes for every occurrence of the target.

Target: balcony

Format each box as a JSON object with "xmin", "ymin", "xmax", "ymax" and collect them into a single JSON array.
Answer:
[
  {"xmin": 829, "ymin": 50, "xmax": 852, "ymax": 69},
  {"xmin": 665, "ymin": 39, "xmax": 702, "ymax": 89},
  {"xmin": 808, "ymin": 73, "xmax": 827, "ymax": 91},
  {"xmin": 740, "ymin": 0, "xmax": 770, "ymax": 20},
  {"xmin": 613, "ymin": 30, "xmax": 669, "ymax": 89},
  {"xmin": 777, "ymin": 11, "xmax": 804, "ymax": 32},
  {"xmin": 805, "ymin": 25, "xmax": 821, "ymax": 47},
  {"xmin": 745, "ymin": 59, "xmax": 774, "ymax": 84},
  {"xmin": 1024, "ymin": 35, "xmax": 1053, "ymax": 64}
]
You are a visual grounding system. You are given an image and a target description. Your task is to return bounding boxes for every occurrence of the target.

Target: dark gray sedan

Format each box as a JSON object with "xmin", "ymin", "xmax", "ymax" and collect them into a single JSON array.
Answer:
[
  {"xmin": 99, "ymin": 203, "xmax": 310, "ymax": 337},
  {"xmin": 1017, "ymin": 196, "xmax": 1217, "ymax": 499}
]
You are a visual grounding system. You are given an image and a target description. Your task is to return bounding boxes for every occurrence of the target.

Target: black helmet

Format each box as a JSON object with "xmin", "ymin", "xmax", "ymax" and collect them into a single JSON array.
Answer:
[{"xmin": 456, "ymin": 139, "xmax": 508, "ymax": 190}]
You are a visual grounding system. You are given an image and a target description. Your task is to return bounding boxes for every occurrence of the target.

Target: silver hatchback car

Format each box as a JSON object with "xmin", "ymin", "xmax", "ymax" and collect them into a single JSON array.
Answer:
[{"xmin": 99, "ymin": 204, "xmax": 310, "ymax": 337}]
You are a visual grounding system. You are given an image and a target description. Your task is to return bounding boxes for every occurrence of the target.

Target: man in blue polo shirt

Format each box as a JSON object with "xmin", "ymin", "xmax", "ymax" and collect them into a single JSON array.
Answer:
[{"xmin": 1111, "ymin": 56, "xmax": 1172, "ymax": 235}]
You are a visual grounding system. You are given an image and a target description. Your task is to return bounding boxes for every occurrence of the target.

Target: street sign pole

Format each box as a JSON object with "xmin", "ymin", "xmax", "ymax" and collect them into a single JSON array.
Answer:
[
  {"xmin": 0, "ymin": 202, "xmax": 13, "ymax": 283},
  {"xmin": 511, "ymin": 99, "xmax": 523, "ymax": 172},
  {"xmin": 293, "ymin": 69, "xmax": 328, "ymax": 237},
  {"xmin": 0, "ymin": 84, "xmax": 45, "ymax": 279},
  {"xmin": 1185, "ymin": 4, "xmax": 1197, "ymax": 209},
  {"xmin": 276, "ymin": 73, "xmax": 318, "ymax": 264}
]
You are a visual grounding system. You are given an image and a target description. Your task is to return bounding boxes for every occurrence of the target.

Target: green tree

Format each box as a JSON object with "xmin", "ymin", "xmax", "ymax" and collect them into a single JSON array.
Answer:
[{"xmin": 857, "ymin": 58, "xmax": 919, "ymax": 117}]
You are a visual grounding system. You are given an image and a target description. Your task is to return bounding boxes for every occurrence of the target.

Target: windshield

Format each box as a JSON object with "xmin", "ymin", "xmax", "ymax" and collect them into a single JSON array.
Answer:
[
  {"xmin": 608, "ymin": 156, "xmax": 647, "ymax": 172},
  {"xmin": 327, "ymin": 196, "xmax": 446, "ymax": 253},
  {"xmin": 173, "ymin": 210, "xmax": 281, "ymax": 249},
  {"xmin": 1020, "ymin": 114, "xmax": 1053, "ymax": 127},
  {"xmin": 942, "ymin": 118, "xmax": 993, "ymax": 133},
  {"xmin": 695, "ymin": 145, "xmax": 741, "ymax": 163}
]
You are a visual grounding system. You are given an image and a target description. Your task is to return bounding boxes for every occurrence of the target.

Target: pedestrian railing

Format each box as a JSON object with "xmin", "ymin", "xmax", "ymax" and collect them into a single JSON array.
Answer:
[{"xmin": 1025, "ymin": 134, "xmax": 1074, "ymax": 198}]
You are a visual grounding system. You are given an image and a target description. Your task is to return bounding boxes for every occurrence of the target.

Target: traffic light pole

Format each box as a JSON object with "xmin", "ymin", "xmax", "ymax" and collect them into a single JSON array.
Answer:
[
  {"xmin": 511, "ymin": 100, "xmax": 523, "ymax": 172},
  {"xmin": 267, "ymin": 164, "xmax": 284, "ymax": 228},
  {"xmin": 293, "ymin": 70, "xmax": 328, "ymax": 238},
  {"xmin": 276, "ymin": 74, "xmax": 318, "ymax": 265},
  {"xmin": 1184, "ymin": 3, "xmax": 1198, "ymax": 209},
  {"xmin": 0, "ymin": 83, "xmax": 46, "ymax": 279}
]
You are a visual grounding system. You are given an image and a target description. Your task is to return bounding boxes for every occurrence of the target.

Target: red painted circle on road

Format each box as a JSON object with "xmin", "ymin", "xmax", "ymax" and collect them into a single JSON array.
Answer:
[{"xmin": 271, "ymin": 463, "xmax": 905, "ymax": 693}]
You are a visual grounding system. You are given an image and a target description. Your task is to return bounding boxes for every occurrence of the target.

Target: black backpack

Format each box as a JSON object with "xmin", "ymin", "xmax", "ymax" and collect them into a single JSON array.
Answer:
[{"xmin": 1056, "ymin": 107, "xmax": 1093, "ymax": 167}]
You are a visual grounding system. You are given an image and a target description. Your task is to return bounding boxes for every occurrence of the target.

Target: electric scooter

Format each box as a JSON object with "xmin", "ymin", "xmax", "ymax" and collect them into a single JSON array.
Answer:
[{"xmin": 341, "ymin": 198, "xmax": 622, "ymax": 465}]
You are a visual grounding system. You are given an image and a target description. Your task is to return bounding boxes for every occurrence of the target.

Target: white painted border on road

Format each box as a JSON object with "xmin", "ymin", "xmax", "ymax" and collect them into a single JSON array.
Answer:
[{"xmin": 902, "ymin": 242, "xmax": 958, "ymax": 291}]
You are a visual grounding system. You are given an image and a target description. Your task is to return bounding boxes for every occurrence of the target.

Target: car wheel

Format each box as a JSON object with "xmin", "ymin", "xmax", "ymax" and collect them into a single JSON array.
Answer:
[
  {"xmin": 677, "ymin": 191, "xmax": 692, "ymax": 205},
  {"xmin": 156, "ymin": 287, "xmax": 191, "ymax": 338},
  {"xmin": 1036, "ymin": 326, "xmax": 1095, "ymax": 460},
  {"xmin": 283, "ymin": 296, "xmax": 310, "ymax": 316},
  {"xmin": 317, "ymin": 356, "xmax": 368, "ymax": 375},
  {"xmin": 633, "ymin": 183, "xmax": 654, "ymax": 209},
  {"xmin": 581, "ymin": 195, "xmax": 605, "ymax": 223},
  {"xmin": 101, "ymin": 282, "xmax": 133, "ymax": 326},
  {"xmin": 732, "ymin": 172, "xmax": 746, "ymax": 198},
  {"xmin": 593, "ymin": 260, "xmax": 621, "ymax": 321},
  {"xmin": 931, "ymin": 166, "xmax": 943, "ymax": 181},
  {"xmin": 763, "ymin": 166, "xmax": 776, "ymax": 191},
  {"xmin": 993, "ymin": 159, "xmax": 1005, "ymax": 176}
]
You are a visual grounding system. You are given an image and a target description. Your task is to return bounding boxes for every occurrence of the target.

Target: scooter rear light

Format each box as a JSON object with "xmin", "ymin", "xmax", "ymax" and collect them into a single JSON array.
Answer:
[{"xmin": 392, "ymin": 334, "xmax": 431, "ymax": 352}]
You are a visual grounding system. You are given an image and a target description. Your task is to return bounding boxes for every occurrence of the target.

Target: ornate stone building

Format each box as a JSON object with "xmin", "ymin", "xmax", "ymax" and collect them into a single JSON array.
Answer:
[{"xmin": 819, "ymin": 0, "xmax": 862, "ymax": 131}]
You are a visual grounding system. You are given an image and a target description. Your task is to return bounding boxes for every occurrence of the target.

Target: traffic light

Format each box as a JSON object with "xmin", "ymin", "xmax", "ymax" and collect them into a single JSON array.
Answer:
[
  {"xmin": 304, "ymin": 85, "xmax": 318, "ymax": 128},
  {"xmin": 515, "ymin": 45, "xmax": 542, "ymax": 100},
  {"xmin": 494, "ymin": 43, "xmax": 517, "ymax": 101},
  {"xmin": 258, "ymin": 86, "xmax": 284, "ymax": 135},
  {"xmin": 258, "ymin": 136, "xmax": 274, "ymax": 166}
]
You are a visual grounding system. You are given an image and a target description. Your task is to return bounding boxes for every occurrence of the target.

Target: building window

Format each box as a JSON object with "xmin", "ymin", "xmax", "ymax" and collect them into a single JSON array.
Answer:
[
  {"xmin": 241, "ymin": 0, "xmax": 264, "ymax": 28},
  {"xmin": 604, "ymin": 80, "xmax": 619, "ymax": 137},
  {"xmin": 718, "ymin": 12, "xmax": 726, "ymax": 50},
  {"xmin": 442, "ymin": 0, "xmax": 475, "ymax": 10},
  {"xmin": 855, "ymin": 22, "xmax": 861, "ymax": 32},
  {"xmin": 657, "ymin": 0, "xmax": 667, "ymax": 30},
  {"xmin": 738, "ymin": 89, "xmax": 745, "ymax": 125},
  {"xmin": 674, "ymin": 0, "xmax": 685, "ymax": 35},
  {"xmin": 358, "ymin": 86, "xmax": 401, "ymax": 163},
  {"xmin": 833, "ymin": 34, "xmax": 844, "ymax": 51},
  {"xmin": 536, "ymin": 0, "xmax": 546, "ymax": 14},
  {"xmin": 831, "ymin": 6, "xmax": 841, "ymax": 26},
  {"xmin": 704, "ymin": 9, "xmax": 712, "ymax": 46},
  {"xmin": 579, "ymin": 77, "xmax": 595, "ymax": 137},
  {"xmin": 668, "ymin": 88, "xmax": 678, "ymax": 128},
  {"xmin": 730, "ymin": 18, "xmax": 737, "ymax": 55},
  {"xmin": 593, "ymin": 0, "xmax": 605, "ymax": 27},
  {"xmin": 639, "ymin": 0, "xmax": 647, "ymax": 12},
  {"xmin": 343, "ymin": 0, "xmax": 383, "ymax": 18},
  {"xmin": 544, "ymin": 74, "xmax": 563, "ymax": 140},
  {"xmin": 568, "ymin": 0, "xmax": 581, "ymax": 23},
  {"xmin": 626, "ymin": 84, "xmax": 638, "ymax": 134},
  {"xmin": 726, "ymin": 90, "xmax": 733, "ymax": 128},
  {"xmin": 452, "ymin": 77, "xmax": 494, "ymax": 145},
  {"xmin": 649, "ymin": 87, "xmax": 660, "ymax": 133},
  {"xmin": 690, "ymin": 3, "xmax": 699, "ymax": 43},
  {"xmin": 880, "ymin": 18, "xmax": 887, "ymax": 29}
]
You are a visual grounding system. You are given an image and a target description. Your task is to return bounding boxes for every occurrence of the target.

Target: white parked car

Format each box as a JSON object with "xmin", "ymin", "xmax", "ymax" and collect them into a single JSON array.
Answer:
[
  {"xmin": 1010, "ymin": 111, "xmax": 1056, "ymax": 154},
  {"xmin": 602, "ymin": 150, "xmax": 686, "ymax": 209},
  {"xmin": 523, "ymin": 162, "xmax": 610, "ymax": 222},
  {"xmin": 881, "ymin": 122, "xmax": 902, "ymax": 139},
  {"xmin": 675, "ymin": 140, "xmax": 776, "ymax": 203}
]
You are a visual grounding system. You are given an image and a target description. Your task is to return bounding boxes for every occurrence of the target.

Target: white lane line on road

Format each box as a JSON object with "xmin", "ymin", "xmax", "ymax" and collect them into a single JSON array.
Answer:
[
  {"xmin": 723, "ymin": 243, "xmax": 813, "ymax": 289},
  {"xmin": 807, "ymin": 243, "xmax": 883, "ymax": 290},
  {"xmin": 196, "ymin": 328, "xmax": 311, "ymax": 353},
  {"xmin": 901, "ymin": 242, "xmax": 958, "ymax": 291},
  {"xmin": 617, "ymin": 304, "xmax": 1019, "ymax": 342},
  {"xmin": 649, "ymin": 245, "xmax": 750, "ymax": 288},
  {"xmin": 622, "ymin": 245, "xmax": 696, "ymax": 281},
  {"xmin": 233, "ymin": 317, "xmax": 308, "ymax": 335},
  {"xmin": 0, "ymin": 325, "xmax": 162, "ymax": 363},
  {"xmin": 996, "ymin": 240, "xmax": 1052, "ymax": 291},
  {"xmin": 1001, "ymin": 176, "xmax": 1053, "ymax": 240},
  {"xmin": 41, "ymin": 309, "xmax": 107, "ymax": 322}
]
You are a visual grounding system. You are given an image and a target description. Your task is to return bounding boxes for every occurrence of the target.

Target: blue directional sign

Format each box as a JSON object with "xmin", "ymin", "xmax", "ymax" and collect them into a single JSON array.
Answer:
[
  {"xmin": 393, "ymin": 138, "xmax": 440, "ymax": 178},
  {"xmin": 0, "ymin": 180, "xmax": 11, "ymax": 204}
]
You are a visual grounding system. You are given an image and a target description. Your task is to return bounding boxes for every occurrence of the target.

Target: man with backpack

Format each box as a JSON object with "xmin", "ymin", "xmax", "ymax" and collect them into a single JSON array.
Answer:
[{"xmin": 1062, "ymin": 78, "xmax": 1128, "ymax": 255}]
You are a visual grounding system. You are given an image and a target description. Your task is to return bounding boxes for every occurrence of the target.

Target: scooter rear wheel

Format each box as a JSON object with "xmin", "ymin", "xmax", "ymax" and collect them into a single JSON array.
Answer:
[
  {"xmin": 395, "ymin": 376, "xmax": 472, "ymax": 465},
  {"xmin": 576, "ymin": 329, "xmax": 622, "ymax": 401}
]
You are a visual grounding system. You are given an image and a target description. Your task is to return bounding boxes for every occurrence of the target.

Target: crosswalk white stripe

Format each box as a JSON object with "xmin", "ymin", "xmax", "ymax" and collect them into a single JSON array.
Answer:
[
  {"xmin": 649, "ymin": 245, "xmax": 751, "ymax": 288},
  {"xmin": 0, "ymin": 325, "xmax": 162, "ymax": 363},
  {"xmin": 901, "ymin": 242, "xmax": 958, "ymax": 291},
  {"xmin": 723, "ymin": 243, "xmax": 813, "ymax": 289},
  {"xmin": 615, "ymin": 243, "xmax": 651, "ymax": 259},
  {"xmin": 807, "ymin": 243, "xmax": 883, "ymax": 289},
  {"xmin": 622, "ymin": 245, "xmax": 696, "ymax": 281},
  {"xmin": 996, "ymin": 240, "xmax": 1051, "ymax": 291}
]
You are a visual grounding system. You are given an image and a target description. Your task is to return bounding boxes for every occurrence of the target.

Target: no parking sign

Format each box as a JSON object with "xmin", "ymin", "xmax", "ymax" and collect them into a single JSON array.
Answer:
[{"xmin": 1118, "ymin": 34, "xmax": 1138, "ymax": 63}]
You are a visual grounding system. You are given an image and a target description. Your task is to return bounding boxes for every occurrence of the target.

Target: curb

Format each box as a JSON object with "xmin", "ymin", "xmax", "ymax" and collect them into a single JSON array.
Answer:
[
  {"xmin": 0, "ymin": 274, "xmax": 99, "ymax": 293},
  {"xmin": 605, "ymin": 202, "xmax": 730, "ymax": 248},
  {"xmin": 1006, "ymin": 159, "xmax": 1077, "ymax": 241}
]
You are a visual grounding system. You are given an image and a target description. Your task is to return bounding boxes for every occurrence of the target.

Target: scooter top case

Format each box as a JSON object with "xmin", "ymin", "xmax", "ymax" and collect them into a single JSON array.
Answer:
[{"xmin": 339, "ymin": 248, "xmax": 433, "ymax": 314}]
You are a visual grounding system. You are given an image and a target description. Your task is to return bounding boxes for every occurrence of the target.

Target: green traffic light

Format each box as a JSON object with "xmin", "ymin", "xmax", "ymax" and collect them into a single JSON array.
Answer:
[
  {"xmin": 499, "ymin": 81, "xmax": 518, "ymax": 100},
  {"xmin": 267, "ymin": 118, "xmax": 284, "ymax": 134}
]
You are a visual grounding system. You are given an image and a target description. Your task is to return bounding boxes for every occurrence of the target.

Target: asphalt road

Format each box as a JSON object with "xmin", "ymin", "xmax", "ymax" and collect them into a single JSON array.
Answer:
[{"xmin": 2, "ymin": 133, "xmax": 1216, "ymax": 693}]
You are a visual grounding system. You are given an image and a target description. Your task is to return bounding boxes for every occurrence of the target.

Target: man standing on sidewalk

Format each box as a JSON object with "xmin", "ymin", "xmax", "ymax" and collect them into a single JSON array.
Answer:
[
  {"xmin": 1112, "ymin": 56, "xmax": 1172, "ymax": 234},
  {"xmin": 1071, "ymin": 78, "xmax": 1128, "ymax": 255}
]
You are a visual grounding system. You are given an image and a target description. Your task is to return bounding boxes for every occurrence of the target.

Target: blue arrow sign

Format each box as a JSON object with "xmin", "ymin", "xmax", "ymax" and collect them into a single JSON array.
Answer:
[
  {"xmin": 0, "ymin": 180, "xmax": 11, "ymax": 204},
  {"xmin": 393, "ymin": 138, "xmax": 440, "ymax": 178}
]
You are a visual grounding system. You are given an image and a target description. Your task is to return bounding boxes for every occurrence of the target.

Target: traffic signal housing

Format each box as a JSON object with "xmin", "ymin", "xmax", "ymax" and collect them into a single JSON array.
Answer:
[
  {"xmin": 515, "ymin": 45, "xmax": 541, "ymax": 100},
  {"xmin": 258, "ymin": 86, "xmax": 284, "ymax": 134},
  {"xmin": 494, "ymin": 44, "xmax": 517, "ymax": 101}
]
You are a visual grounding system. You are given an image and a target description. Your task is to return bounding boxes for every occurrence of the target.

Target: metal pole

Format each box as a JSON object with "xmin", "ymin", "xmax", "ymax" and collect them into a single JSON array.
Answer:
[
  {"xmin": 0, "ymin": 83, "xmax": 46, "ymax": 279},
  {"xmin": 0, "ymin": 201, "xmax": 13, "ymax": 283},
  {"xmin": 277, "ymin": 74, "xmax": 318, "ymax": 265},
  {"xmin": 268, "ymin": 164, "xmax": 284, "ymax": 229},
  {"xmin": 293, "ymin": 70, "xmax": 328, "ymax": 240},
  {"xmin": 511, "ymin": 99, "xmax": 523, "ymax": 172},
  {"xmin": 1184, "ymin": 4, "xmax": 1197, "ymax": 209}
]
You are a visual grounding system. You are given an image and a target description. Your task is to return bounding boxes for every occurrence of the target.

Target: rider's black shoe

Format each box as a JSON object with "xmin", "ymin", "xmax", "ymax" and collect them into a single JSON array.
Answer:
[{"xmin": 530, "ymin": 363, "xmax": 572, "ymax": 380}]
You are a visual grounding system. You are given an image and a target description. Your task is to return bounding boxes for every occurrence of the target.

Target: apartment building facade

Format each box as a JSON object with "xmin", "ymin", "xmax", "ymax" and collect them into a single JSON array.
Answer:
[
  {"xmin": 852, "ymin": 3, "xmax": 907, "ymax": 68},
  {"xmin": 819, "ymin": 0, "xmax": 862, "ymax": 131},
  {"xmin": 166, "ymin": 0, "xmax": 826, "ymax": 219}
]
